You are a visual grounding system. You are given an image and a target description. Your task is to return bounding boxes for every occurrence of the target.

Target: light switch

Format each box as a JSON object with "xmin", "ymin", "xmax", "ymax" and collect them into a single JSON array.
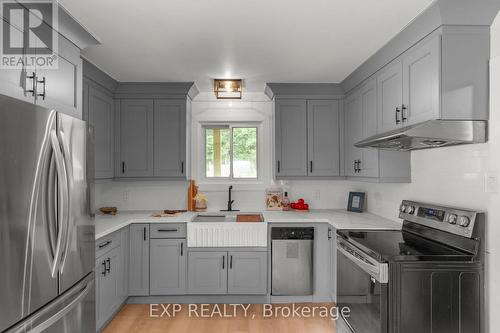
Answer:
[
  {"xmin": 485, "ymin": 173, "xmax": 499, "ymax": 193},
  {"xmin": 123, "ymin": 190, "xmax": 131, "ymax": 202}
]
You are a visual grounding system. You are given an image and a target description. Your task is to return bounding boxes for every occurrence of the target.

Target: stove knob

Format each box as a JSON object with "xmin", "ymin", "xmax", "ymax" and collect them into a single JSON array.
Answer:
[
  {"xmin": 405, "ymin": 205, "xmax": 415, "ymax": 214},
  {"xmin": 458, "ymin": 216, "xmax": 470, "ymax": 227},
  {"xmin": 400, "ymin": 204, "xmax": 407, "ymax": 213},
  {"xmin": 447, "ymin": 214, "xmax": 457, "ymax": 224}
]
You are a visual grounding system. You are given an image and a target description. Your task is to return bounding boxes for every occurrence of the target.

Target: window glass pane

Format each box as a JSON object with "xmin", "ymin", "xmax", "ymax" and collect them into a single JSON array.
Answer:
[
  {"xmin": 232, "ymin": 127, "xmax": 257, "ymax": 178},
  {"xmin": 206, "ymin": 128, "xmax": 231, "ymax": 177}
]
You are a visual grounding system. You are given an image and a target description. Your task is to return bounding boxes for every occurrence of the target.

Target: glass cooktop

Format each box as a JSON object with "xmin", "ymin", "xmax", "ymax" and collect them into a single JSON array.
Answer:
[{"xmin": 336, "ymin": 229, "xmax": 474, "ymax": 262}]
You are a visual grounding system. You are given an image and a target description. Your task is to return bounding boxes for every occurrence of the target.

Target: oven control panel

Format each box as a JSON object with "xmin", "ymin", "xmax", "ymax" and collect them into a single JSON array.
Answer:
[{"xmin": 399, "ymin": 200, "xmax": 481, "ymax": 238}]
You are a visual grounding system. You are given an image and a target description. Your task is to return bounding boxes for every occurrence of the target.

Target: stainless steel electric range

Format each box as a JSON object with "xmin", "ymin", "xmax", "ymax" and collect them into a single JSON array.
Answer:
[{"xmin": 336, "ymin": 200, "xmax": 485, "ymax": 333}]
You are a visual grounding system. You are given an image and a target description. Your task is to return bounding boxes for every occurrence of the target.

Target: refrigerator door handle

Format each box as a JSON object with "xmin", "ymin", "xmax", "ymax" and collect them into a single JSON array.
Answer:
[
  {"xmin": 56, "ymin": 129, "xmax": 73, "ymax": 274},
  {"xmin": 5, "ymin": 273, "xmax": 94, "ymax": 333},
  {"xmin": 49, "ymin": 130, "xmax": 69, "ymax": 278}
]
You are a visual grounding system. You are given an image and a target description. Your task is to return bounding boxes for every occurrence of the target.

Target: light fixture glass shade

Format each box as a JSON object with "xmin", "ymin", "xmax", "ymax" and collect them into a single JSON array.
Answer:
[{"xmin": 214, "ymin": 79, "xmax": 242, "ymax": 99}]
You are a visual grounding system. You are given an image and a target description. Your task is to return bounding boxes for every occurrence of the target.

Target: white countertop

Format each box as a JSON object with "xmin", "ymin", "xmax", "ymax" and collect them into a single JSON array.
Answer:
[{"xmin": 95, "ymin": 209, "xmax": 401, "ymax": 240}]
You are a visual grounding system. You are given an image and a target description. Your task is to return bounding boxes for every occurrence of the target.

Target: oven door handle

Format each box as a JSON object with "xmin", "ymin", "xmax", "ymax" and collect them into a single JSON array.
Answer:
[{"xmin": 337, "ymin": 243, "xmax": 388, "ymax": 283}]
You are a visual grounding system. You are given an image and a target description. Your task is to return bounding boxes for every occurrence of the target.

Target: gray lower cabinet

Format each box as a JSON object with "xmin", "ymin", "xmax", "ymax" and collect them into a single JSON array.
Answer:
[
  {"xmin": 227, "ymin": 252, "xmax": 267, "ymax": 295},
  {"xmin": 150, "ymin": 239, "xmax": 187, "ymax": 295},
  {"xmin": 118, "ymin": 100, "xmax": 154, "ymax": 178},
  {"xmin": 187, "ymin": 250, "xmax": 267, "ymax": 295},
  {"xmin": 118, "ymin": 227, "xmax": 130, "ymax": 301},
  {"xmin": 188, "ymin": 251, "xmax": 227, "ymax": 294},
  {"xmin": 96, "ymin": 246, "xmax": 121, "ymax": 330},
  {"xmin": 153, "ymin": 100, "xmax": 186, "ymax": 177},
  {"xmin": 84, "ymin": 81, "xmax": 115, "ymax": 179},
  {"xmin": 129, "ymin": 224, "xmax": 150, "ymax": 296}
]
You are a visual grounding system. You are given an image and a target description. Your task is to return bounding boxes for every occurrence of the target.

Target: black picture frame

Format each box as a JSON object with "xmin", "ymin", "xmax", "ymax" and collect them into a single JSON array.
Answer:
[{"xmin": 348, "ymin": 192, "xmax": 365, "ymax": 213}]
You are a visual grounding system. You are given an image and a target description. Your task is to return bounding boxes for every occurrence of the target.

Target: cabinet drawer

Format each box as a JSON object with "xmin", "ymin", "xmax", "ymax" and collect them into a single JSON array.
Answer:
[
  {"xmin": 150, "ymin": 224, "xmax": 186, "ymax": 238},
  {"xmin": 96, "ymin": 232, "xmax": 120, "ymax": 258}
]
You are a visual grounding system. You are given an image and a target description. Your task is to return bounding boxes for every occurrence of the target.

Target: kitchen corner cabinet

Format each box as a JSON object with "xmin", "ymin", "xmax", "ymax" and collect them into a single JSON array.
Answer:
[
  {"xmin": 345, "ymin": 79, "xmax": 411, "ymax": 182},
  {"xmin": 115, "ymin": 99, "xmax": 188, "ymax": 179},
  {"xmin": 129, "ymin": 224, "xmax": 150, "ymax": 296},
  {"xmin": 275, "ymin": 99, "xmax": 340, "ymax": 178},
  {"xmin": 150, "ymin": 239, "xmax": 187, "ymax": 295},
  {"xmin": 83, "ymin": 80, "xmax": 115, "ymax": 179}
]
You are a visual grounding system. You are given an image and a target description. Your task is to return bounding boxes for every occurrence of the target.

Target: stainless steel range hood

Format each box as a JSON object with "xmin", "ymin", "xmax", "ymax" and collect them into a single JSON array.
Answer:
[{"xmin": 355, "ymin": 120, "xmax": 487, "ymax": 151}]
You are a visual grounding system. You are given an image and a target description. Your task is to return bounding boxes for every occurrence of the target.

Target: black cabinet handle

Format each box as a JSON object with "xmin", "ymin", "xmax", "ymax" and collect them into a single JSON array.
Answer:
[
  {"xmin": 277, "ymin": 160, "xmax": 280, "ymax": 173},
  {"xmin": 230, "ymin": 255, "xmax": 233, "ymax": 269},
  {"xmin": 122, "ymin": 162, "xmax": 126, "ymax": 174},
  {"xmin": 395, "ymin": 107, "xmax": 401, "ymax": 124},
  {"xmin": 310, "ymin": 161, "xmax": 313, "ymax": 173},
  {"xmin": 36, "ymin": 76, "xmax": 46, "ymax": 100},
  {"xmin": 101, "ymin": 261, "xmax": 107, "ymax": 276},
  {"xmin": 402, "ymin": 104, "xmax": 408, "ymax": 122},
  {"xmin": 106, "ymin": 258, "xmax": 111, "ymax": 273},
  {"xmin": 157, "ymin": 229, "xmax": 178, "ymax": 232},
  {"xmin": 180, "ymin": 242, "xmax": 183, "ymax": 256},
  {"xmin": 222, "ymin": 255, "xmax": 225, "ymax": 269},
  {"xmin": 26, "ymin": 72, "xmax": 36, "ymax": 96},
  {"xmin": 181, "ymin": 161, "xmax": 184, "ymax": 174},
  {"xmin": 143, "ymin": 227, "xmax": 146, "ymax": 241},
  {"xmin": 357, "ymin": 160, "xmax": 362, "ymax": 172},
  {"xmin": 353, "ymin": 160, "xmax": 356, "ymax": 173},
  {"xmin": 98, "ymin": 240, "xmax": 112, "ymax": 249}
]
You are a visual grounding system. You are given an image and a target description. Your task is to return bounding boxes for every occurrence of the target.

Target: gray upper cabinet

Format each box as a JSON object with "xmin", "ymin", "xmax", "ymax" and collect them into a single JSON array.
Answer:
[
  {"xmin": 118, "ymin": 99, "xmax": 154, "ymax": 178},
  {"xmin": 275, "ymin": 99, "xmax": 308, "ymax": 177},
  {"xmin": 307, "ymin": 100, "xmax": 340, "ymax": 177},
  {"xmin": 150, "ymin": 239, "xmax": 187, "ymax": 295},
  {"xmin": 227, "ymin": 251, "xmax": 267, "ymax": 295},
  {"xmin": 129, "ymin": 224, "xmax": 150, "ymax": 296},
  {"xmin": 402, "ymin": 35, "xmax": 440, "ymax": 126},
  {"xmin": 377, "ymin": 60, "xmax": 403, "ymax": 133},
  {"xmin": 86, "ymin": 83, "xmax": 114, "ymax": 179},
  {"xmin": 345, "ymin": 81, "xmax": 410, "ymax": 182},
  {"xmin": 188, "ymin": 251, "xmax": 227, "ymax": 294},
  {"xmin": 153, "ymin": 100, "xmax": 186, "ymax": 177}
]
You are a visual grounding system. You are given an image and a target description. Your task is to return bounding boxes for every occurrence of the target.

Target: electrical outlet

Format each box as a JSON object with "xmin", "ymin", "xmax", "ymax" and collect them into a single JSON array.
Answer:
[
  {"xmin": 485, "ymin": 173, "xmax": 499, "ymax": 193},
  {"xmin": 123, "ymin": 190, "xmax": 131, "ymax": 202},
  {"xmin": 314, "ymin": 189, "xmax": 321, "ymax": 200}
]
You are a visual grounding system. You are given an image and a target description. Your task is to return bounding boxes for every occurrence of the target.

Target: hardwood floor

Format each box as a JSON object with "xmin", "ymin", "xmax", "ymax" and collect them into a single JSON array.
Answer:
[{"xmin": 103, "ymin": 304, "xmax": 338, "ymax": 333}]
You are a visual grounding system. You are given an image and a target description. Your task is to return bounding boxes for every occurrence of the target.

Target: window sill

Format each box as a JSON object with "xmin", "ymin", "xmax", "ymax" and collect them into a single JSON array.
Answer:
[{"xmin": 197, "ymin": 182, "xmax": 268, "ymax": 192}]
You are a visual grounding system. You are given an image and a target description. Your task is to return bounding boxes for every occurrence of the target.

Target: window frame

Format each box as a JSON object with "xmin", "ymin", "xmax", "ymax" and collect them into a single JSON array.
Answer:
[{"xmin": 202, "ymin": 123, "xmax": 260, "ymax": 182}]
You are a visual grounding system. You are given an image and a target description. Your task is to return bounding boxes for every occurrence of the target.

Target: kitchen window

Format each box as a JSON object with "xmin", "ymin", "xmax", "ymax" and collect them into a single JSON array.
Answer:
[{"xmin": 204, "ymin": 125, "xmax": 258, "ymax": 179}]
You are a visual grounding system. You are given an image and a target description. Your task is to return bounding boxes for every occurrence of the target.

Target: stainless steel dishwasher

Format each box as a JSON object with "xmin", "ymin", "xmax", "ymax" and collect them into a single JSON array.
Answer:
[{"xmin": 271, "ymin": 227, "xmax": 314, "ymax": 295}]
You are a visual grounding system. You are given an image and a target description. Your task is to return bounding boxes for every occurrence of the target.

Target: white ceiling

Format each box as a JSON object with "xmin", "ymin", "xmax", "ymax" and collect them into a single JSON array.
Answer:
[{"xmin": 60, "ymin": 0, "xmax": 434, "ymax": 92}]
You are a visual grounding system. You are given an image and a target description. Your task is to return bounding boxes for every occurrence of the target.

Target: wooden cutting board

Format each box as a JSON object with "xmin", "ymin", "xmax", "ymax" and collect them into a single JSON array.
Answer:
[{"xmin": 236, "ymin": 214, "xmax": 263, "ymax": 222}]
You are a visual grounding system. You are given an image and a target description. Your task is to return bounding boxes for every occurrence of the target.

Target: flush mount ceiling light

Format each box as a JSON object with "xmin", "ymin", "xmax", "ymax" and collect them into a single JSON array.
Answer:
[{"xmin": 213, "ymin": 79, "xmax": 242, "ymax": 99}]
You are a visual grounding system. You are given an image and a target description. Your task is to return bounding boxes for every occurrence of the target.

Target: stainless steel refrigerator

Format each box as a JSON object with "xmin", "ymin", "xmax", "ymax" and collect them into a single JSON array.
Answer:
[{"xmin": 0, "ymin": 94, "xmax": 95, "ymax": 333}]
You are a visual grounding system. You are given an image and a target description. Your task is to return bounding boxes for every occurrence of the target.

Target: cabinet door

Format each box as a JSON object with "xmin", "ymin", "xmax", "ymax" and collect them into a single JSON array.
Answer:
[
  {"xmin": 377, "ymin": 61, "xmax": 403, "ymax": 133},
  {"xmin": 188, "ymin": 252, "xmax": 227, "ymax": 294},
  {"xmin": 153, "ymin": 100, "xmax": 186, "ymax": 177},
  {"xmin": 0, "ymin": 17, "xmax": 37, "ymax": 103},
  {"xmin": 87, "ymin": 84, "xmax": 114, "ymax": 179},
  {"xmin": 403, "ymin": 35, "xmax": 440, "ymax": 125},
  {"xmin": 129, "ymin": 224, "xmax": 150, "ymax": 296},
  {"xmin": 150, "ymin": 239, "xmax": 187, "ymax": 295},
  {"xmin": 35, "ymin": 37, "xmax": 81, "ymax": 118},
  {"xmin": 227, "ymin": 252, "xmax": 267, "ymax": 295},
  {"xmin": 118, "ymin": 227, "xmax": 129, "ymax": 303},
  {"xmin": 307, "ymin": 100, "xmax": 340, "ymax": 177},
  {"xmin": 96, "ymin": 247, "xmax": 120, "ymax": 330},
  {"xmin": 119, "ymin": 99, "xmax": 154, "ymax": 177},
  {"xmin": 359, "ymin": 79, "xmax": 379, "ymax": 178},
  {"xmin": 275, "ymin": 99, "xmax": 308, "ymax": 177},
  {"xmin": 344, "ymin": 91, "xmax": 363, "ymax": 177}
]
